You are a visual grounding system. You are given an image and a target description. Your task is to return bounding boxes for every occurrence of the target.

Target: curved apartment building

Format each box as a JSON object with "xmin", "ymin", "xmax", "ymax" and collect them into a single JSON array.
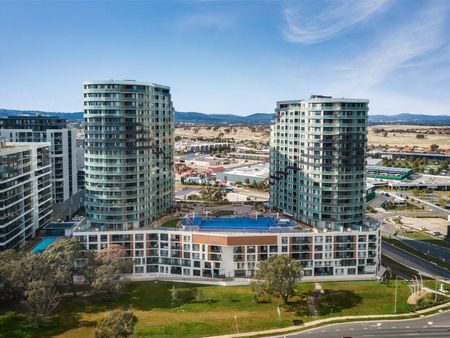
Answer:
[
  {"xmin": 270, "ymin": 95, "xmax": 368, "ymax": 230},
  {"xmin": 83, "ymin": 80, "xmax": 174, "ymax": 231}
]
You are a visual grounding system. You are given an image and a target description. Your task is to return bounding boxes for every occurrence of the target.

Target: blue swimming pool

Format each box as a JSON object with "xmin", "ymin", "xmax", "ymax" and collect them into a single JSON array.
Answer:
[
  {"xmin": 32, "ymin": 237, "xmax": 56, "ymax": 253},
  {"xmin": 181, "ymin": 216, "xmax": 291, "ymax": 231}
]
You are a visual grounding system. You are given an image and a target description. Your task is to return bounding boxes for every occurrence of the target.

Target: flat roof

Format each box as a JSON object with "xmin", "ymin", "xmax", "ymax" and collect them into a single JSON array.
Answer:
[
  {"xmin": 43, "ymin": 222, "xmax": 76, "ymax": 230},
  {"xmin": 366, "ymin": 158, "xmax": 383, "ymax": 166},
  {"xmin": 1, "ymin": 116, "xmax": 65, "ymax": 120},
  {"xmin": 0, "ymin": 142, "xmax": 50, "ymax": 155},
  {"xmin": 366, "ymin": 183, "xmax": 375, "ymax": 189},
  {"xmin": 367, "ymin": 166, "xmax": 412, "ymax": 173},
  {"xmin": 277, "ymin": 97, "xmax": 369, "ymax": 104},
  {"xmin": 221, "ymin": 163, "xmax": 269, "ymax": 178},
  {"xmin": 83, "ymin": 80, "xmax": 170, "ymax": 89}
]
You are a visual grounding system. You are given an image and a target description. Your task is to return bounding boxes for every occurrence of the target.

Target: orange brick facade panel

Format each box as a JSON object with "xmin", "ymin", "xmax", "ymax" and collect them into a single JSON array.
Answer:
[{"xmin": 192, "ymin": 234, "xmax": 278, "ymax": 246}]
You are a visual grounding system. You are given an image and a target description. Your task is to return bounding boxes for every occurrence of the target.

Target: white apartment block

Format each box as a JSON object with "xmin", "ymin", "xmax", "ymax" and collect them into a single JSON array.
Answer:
[
  {"xmin": 0, "ymin": 141, "xmax": 52, "ymax": 250},
  {"xmin": 0, "ymin": 117, "xmax": 78, "ymax": 204},
  {"xmin": 74, "ymin": 217, "xmax": 381, "ymax": 281}
]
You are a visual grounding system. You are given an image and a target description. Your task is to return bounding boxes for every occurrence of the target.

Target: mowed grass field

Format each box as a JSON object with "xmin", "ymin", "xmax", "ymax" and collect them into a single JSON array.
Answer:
[
  {"xmin": 368, "ymin": 125, "xmax": 450, "ymax": 148},
  {"xmin": 175, "ymin": 125, "xmax": 450, "ymax": 149},
  {"xmin": 0, "ymin": 280, "xmax": 415, "ymax": 338}
]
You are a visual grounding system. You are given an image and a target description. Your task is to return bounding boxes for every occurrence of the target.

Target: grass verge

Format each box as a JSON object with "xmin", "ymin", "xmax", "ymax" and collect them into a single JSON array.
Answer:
[
  {"xmin": 399, "ymin": 231, "xmax": 450, "ymax": 250},
  {"xmin": 212, "ymin": 210, "xmax": 235, "ymax": 217},
  {"xmin": 161, "ymin": 218, "xmax": 181, "ymax": 227},
  {"xmin": 382, "ymin": 236, "xmax": 450, "ymax": 270},
  {"xmin": 0, "ymin": 280, "xmax": 423, "ymax": 338}
]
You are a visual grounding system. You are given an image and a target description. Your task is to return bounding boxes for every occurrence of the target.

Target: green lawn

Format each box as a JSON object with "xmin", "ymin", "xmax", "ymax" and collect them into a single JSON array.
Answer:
[
  {"xmin": 423, "ymin": 279, "xmax": 450, "ymax": 292},
  {"xmin": 399, "ymin": 231, "xmax": 450, "ymax": 250},
  {"xmin": 212, "ymin": 210, "xmax": 235, "ymax": 217},
  {"xmin": 382, "ymin": 255, "xmax": 450, "ymax": 294},
  {"xmin": 161, "ymin": 218, "xmax": 181, "ymax": 227},
  {"xmin": 0, "ymin": 280, "xmax": 419, "ymax": 338}
]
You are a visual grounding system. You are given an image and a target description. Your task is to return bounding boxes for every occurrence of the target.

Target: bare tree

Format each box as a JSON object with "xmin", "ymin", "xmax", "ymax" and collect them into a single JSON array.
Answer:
[
  {"xmin": 24, "ymin": 280, "xmax": 59, "ymax": 326},
  {"xmin": 95, "ymin": 310, "xmax": 137, "ymax": 338}
]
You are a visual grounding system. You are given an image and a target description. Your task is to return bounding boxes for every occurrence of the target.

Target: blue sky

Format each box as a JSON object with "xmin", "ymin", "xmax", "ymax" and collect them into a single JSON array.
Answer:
[{"xmin": 0, "ymin": 0, "xmax": 449, "ymax": 116}]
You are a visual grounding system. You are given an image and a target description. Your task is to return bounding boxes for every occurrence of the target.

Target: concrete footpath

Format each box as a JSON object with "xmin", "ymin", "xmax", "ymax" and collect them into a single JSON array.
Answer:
[{"xmin": 207, "ymin": 302, "xmax": 450, "ymax": 338}]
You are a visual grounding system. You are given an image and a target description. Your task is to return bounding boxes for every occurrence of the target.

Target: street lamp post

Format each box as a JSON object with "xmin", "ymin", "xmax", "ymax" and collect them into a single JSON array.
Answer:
[
  {"xmin": 234, "ymin": 315, "xmax": 239, "ymax": 334},
  {"xmin": 394, "ymin": 276, "xmax": 398, "ymax": 314},
  {"xmin": 435, "ymin": 279, "xmax": 438, "ymax": 303}
]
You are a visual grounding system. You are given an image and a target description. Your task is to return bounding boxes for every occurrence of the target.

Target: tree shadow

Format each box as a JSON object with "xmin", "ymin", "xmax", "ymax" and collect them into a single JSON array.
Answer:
[
  {"xmin": 284, "ymin": 291, "xmax": 310, "ymax": 316},
  {"xmin": 0, "ymin": 311, "xmax": 37, "ymax": 338},
  {"xmin": 284, "ymin": 289, "xmax": 362, "ymax": 318},
  {"xmin": 226, "ymin": 294, "xmax": 240, "ymax": 303},
  {"xmin": 317, "ymin": 290, "xmax": 362, "ymax": 316},
  {"xmin": 178, "ymin": 289, "xmax": 197, "ymax": 304},
  {"xmin": 0, "ymin": 295, "xmax": 88, "ymax": 338}
]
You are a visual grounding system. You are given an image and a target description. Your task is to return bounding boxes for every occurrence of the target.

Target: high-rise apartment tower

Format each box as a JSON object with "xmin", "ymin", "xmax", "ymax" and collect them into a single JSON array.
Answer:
[
  {"xmin": 0, "ymin": 141, "xmax": 52, "ymax": 250},
  {"xmin": 83, "ymin": 80, "xmax": 175, "ymax": 231},
  {"xmin": 0, "ymin": 116, "xmax": 78, "ymax": 203},
  {"xmin": 270, "ymin": 95, "xmax": 368, "ymax": 230}
]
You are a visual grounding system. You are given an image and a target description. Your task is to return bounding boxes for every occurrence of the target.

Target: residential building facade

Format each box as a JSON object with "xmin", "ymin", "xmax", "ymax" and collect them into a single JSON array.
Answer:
[
  {"xmin": 0, "ymin": 116, "xmax": 78, "ymax": 203},
  {"xmin": 0, "ymin": 141, "xmax": 52, "ymax": 250},
  {"xmin": 270, "ymin": 95, "xmax": 368, "ymax": 230},
  {"xmin": 74, "ymin": 223, "xmax": 380, "ymax": 280},
  {"xmin": 83, "ymin": 80, "xmax": 175, "ymax": 231},
  {"xmin": 73, "ymin": 93, "xmax": 380, "ymax": 281}
]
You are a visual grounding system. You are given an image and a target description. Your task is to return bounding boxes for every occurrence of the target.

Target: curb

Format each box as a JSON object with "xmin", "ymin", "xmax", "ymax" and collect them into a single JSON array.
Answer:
[
  {"xmin": 206, "ymin": 302, "xmax": 450, "ymax": 338},
  {"xmin": 382, "ymin": 240, "xmax": 450, "ymax": 279}
]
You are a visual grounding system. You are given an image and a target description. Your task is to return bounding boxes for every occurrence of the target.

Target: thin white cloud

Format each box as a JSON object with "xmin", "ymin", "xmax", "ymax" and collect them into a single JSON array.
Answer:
[
  {"xmin": 282, "ymin": 0, "xmax": 389, "ymax": 44},
  {"xmin": 368, "ymin": 89, "xmax": 450, "ymax": 115},
  {"xmin": 334, "ymin": 3, "xmax": 449, "ymax": 93},
  {"xmin": 175, "ymin": 13, "xmax": 235, "ymax": 31}
]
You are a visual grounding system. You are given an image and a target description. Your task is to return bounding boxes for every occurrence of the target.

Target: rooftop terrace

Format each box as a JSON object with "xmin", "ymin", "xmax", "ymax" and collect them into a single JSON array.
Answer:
[{"xmin": 181, "ymin": 216, "xmax": 293, "ymax": 232}]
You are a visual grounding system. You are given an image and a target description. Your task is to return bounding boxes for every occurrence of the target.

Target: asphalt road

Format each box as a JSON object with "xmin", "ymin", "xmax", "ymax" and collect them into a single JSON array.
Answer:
[
  {"xmin": 397, "ymin": 235, "xmax": 450, "ymax": 263},
  {"xmin": 371, "ymin": 207, "xmax": 450, "ymax": 265},
  {"xmin": 277, "ymin": 310, "xmax": 450, "ymax": 338},
  {"xmin": 382, "ymin": 241, "xmax": 450, "ymax": 280}
]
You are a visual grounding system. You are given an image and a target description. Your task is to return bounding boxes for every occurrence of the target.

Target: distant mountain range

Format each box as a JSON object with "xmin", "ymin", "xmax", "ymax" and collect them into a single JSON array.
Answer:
[
  {"xmin": 1, "ymin": 109, "xmax": 449, "ymax": 125},
  {"xmin": 0, "ymin": 109, "xmax": 83, "ymax": 120},
  {"xmin": 174, "ymin": 111, "xmax": 274, "ymax": 124},
  {"xmin": 176, "ymin": 112, "xmax": 450, "ymax": 125},
  {"xmin": 368, "ymin": 113, "xmax": 450, "ymax": 124}
]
